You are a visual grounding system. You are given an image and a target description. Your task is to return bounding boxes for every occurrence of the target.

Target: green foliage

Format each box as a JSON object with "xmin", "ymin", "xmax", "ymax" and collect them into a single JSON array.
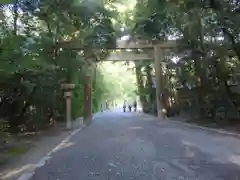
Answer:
[
  {"xmin": 94, "ymin": 62, "xmax": 137, "ymax": 109},
  {"xmin": 0, "ymin": 0, "xmax": 117, "ymax": 133},
  {"xmin": 131, "ymin": 0, "xmax": 240, "ymax": 119}
]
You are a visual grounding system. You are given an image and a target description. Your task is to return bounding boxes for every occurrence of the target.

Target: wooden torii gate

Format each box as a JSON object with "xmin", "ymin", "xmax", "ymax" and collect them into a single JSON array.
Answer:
[
  {"xmin": 114, "ymin": 39, "xmax": 177, "ymax": 118},
  {"xmin": 60, "ymin": 38, "xmax": 177, "ymax": 128}
]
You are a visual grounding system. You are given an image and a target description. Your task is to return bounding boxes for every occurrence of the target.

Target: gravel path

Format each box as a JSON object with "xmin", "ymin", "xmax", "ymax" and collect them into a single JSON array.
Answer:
[{"xmin": 27, "ymin": 110, "xmax": 240, "ymax": 180}]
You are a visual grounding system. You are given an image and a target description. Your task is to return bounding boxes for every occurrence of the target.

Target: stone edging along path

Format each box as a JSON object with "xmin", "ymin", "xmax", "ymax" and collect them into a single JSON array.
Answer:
[
  {"xmin": 139, "ymin": 112, "xmax": 240, "ymax": 139},
  {"xmin": 158, "ymin": 114, "xmax": 240, "ymax": 139},
  {"xmin": 172, "ymin": 119, "xmax": 240, "ymax": 139}
]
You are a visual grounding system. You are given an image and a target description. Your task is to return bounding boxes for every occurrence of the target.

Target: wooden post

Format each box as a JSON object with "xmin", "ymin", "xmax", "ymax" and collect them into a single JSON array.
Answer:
[
  {"xmin": 65, "ymin": 92, "xmax": 71, "ymax": 129},
  {"xmin": 154, "ymin": 44, "xmax": 164, "ymax": 118},
  {"xmin": 61, "ymin": 84, "xmax": 75, "ymax": 130}
]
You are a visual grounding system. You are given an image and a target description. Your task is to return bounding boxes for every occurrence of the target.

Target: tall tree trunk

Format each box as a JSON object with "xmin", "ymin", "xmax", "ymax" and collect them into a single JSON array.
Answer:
[
  {"xmin": 9, "ymin": 85, "xmax": 37, "ymax": 133},
  {"xmin": 13, "ymin": 0, "xmax": 18, "ymax": 35},
  {"xmin": 193, "ymin": 53, "xmax": 206, "ymax": 117},
  {"xmin": 83, "ymin": 75, "xmax": 92, "ymax": 123},
  {"xmin": 19, "ymin": 85, "xmax": 37, "ymax": 118},
  {"xmin": 187, "ymin": 9, "xmax": 207, "ymax": 117},
  {"xmin": 145, "ymin": 65, "xmax": 155, "ymax": 104},
  {"xmin": 134, "ymin": 62, "xmax": 147, "ymax": 111}
]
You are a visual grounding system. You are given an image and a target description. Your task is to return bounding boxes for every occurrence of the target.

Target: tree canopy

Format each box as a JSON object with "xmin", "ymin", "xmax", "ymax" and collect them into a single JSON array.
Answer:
[{"xmin": 1, "ymin": 0, "xmax": 240, "ymax": 134}]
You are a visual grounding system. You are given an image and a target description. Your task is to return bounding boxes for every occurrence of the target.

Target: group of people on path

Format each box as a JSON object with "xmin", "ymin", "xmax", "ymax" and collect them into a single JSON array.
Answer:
[{"xmin": 123, "ymin": 100, "xmax": 137, "ymax": 112}]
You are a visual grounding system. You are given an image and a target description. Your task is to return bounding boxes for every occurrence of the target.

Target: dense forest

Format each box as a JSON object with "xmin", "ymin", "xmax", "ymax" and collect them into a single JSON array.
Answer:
[
  {"xmin": 0, "ymin": 0, "xmax": 240, "ymax": 134},
  {"xmin": 131, "ymin": 0, "xmax": 240, "ymax": 125},
  {"xmin": 0, "ymin": 0, "xmax": 126, "ymax": 133}
]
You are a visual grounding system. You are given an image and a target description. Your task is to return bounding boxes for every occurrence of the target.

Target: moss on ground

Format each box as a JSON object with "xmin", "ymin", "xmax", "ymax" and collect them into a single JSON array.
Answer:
[{"xmin": 0, "ymin": 142, "xmax": 32, "ymax": 165}]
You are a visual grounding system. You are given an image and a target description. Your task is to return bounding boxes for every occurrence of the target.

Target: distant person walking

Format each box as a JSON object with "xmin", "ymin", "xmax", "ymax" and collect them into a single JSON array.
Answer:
[
  {"xmin": 133, "ymin": 100, "xmax": 137, "ymax": 112},
  {"xmin": 123, "ymin": 101, "xmax": 126, "ymax": 112},
  {"xmin": 128, "ymin": 104, "xmax": 132, "ymax": 112}
]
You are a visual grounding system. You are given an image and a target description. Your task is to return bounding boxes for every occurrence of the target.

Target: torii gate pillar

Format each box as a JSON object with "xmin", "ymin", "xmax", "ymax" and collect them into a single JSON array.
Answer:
[
  {"xmin": 83, "ymin": 63, "xmax": 95, "ymax": 123},
  {"xmin": 154, "ymin": 44, "xmax": 164, "ymax": 119}
]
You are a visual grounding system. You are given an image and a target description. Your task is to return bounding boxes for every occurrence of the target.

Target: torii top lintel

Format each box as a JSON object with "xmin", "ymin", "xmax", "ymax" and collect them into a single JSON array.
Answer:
[
  {"xmin": 56, "ymin": 39, "xmax": 178, "ymax": 50},
  {"xmin": 55, "ymin": 38, "xmax": 178, "ymax": 61}
]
